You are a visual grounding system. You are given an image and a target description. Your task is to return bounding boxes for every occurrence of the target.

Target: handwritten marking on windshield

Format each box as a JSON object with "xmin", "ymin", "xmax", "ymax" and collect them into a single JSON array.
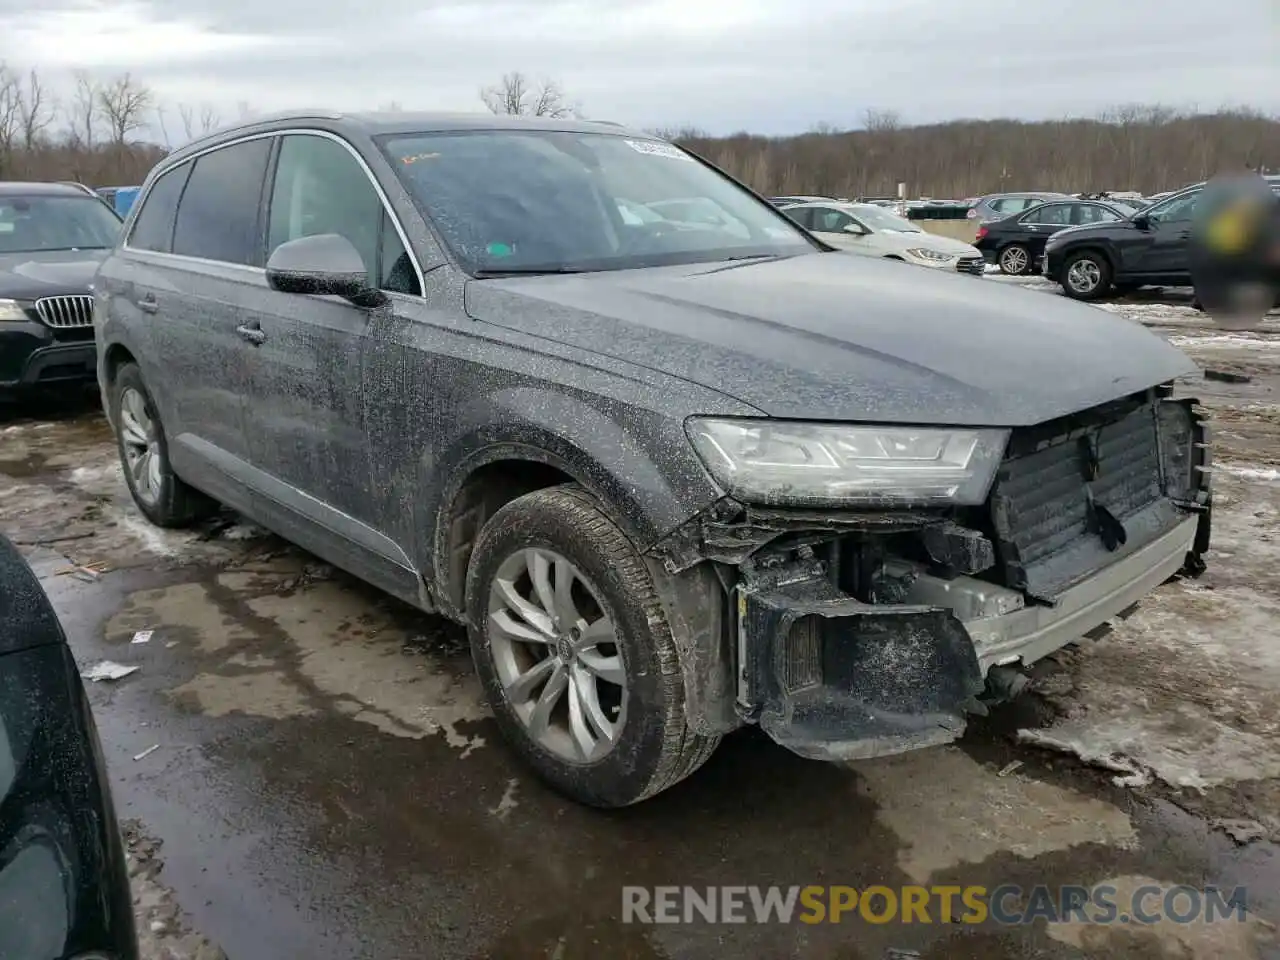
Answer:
[{"xmin": 624, "ymin": 140, "xmax": 694, "ymax": 162}]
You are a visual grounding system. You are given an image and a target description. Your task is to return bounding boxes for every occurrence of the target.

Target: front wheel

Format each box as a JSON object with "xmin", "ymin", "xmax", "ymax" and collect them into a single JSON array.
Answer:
[
  {"xmin": 111, "ymin": 363, "xmax": 217, "ymax": 527},
  {"xmin": 998, "ymin": 243, "xmax": 1031, "ymax": 275},
  {"xmin": 466, "ymin": 485, "xmax": 719, "ymax": 807},
  {"xmin": 1060, "ymin": 250, "xmax": 1113, "ymax": 301}
]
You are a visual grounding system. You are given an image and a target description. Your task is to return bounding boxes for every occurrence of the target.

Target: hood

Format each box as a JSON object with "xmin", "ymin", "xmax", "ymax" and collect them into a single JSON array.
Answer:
[
  {"xmin": 875, "ymin": 230, "xmax": 979, "ymax": 256},
  {"xmin": 0, "ymin": 250, "xmax": 107, "ymax": 300},
  {"xmin": 1047, "ymin": 219, "xmax": 1137, "ymax": 242},
  {"xmin": 464, "ymin": 252, "xmax": 1197, "ymax": 427}
]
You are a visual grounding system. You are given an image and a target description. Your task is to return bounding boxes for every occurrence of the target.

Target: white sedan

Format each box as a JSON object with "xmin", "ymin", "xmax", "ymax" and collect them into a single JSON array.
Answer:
[{"xmin": 781, "ymin": 200, "xmax": 986, "ymax": 275}]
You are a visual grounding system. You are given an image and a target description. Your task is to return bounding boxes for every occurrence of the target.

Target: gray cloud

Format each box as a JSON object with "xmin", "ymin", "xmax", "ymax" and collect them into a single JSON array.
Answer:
[{"xmin": 1, "ymin": 0, "xmax": 1276, "ymax": 134}]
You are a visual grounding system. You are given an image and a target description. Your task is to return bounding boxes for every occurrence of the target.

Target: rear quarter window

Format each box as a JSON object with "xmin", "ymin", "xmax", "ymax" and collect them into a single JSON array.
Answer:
[
  {"xmin": 128, "ymin": 164, "xmax": 191, "ymax": 253},
  {"xmin": 171, "ymin": 138, "xmax": 273, "ymax": 266}
]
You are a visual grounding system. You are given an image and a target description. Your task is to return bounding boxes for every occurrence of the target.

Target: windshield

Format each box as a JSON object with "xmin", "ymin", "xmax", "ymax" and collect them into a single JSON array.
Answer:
[
  {"xmin": 379, "ymin": 130, "xmax": 816, "ymax": 274},
  {"xmin": 0, "ymin": 195, "xmax": 122, "ymax": 254},
  {"xmin": 846, "ymin": 206, "xmax": 922, "ymax": 233}
]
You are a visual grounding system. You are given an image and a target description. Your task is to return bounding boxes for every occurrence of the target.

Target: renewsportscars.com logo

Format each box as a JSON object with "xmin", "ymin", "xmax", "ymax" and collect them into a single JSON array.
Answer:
[{"xmin": 621, "ymin": 884, "xmax": 1249, "ymax": 926}]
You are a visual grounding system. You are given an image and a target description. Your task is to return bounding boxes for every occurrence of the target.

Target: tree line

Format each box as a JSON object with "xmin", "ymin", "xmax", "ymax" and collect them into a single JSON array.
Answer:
[
  {"xmin": 0, "ymin": 65, "xmax": 224, "ymax": 186},
  {"xmin": 666, "ymin": 107, "xmax": 1280, "ymax": 199},
  {"xmin": 2, "ymin": 63, "xmax": 1276, "ymax": 199}
]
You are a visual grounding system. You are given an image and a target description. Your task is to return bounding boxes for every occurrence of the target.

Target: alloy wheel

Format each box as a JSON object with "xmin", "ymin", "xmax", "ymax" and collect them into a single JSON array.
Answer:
[
  {"xmin": 119, "ymin": 387, "xmax": 162, "ymax": 507},
  {"xmin": 487, "ymin": 547, "xmax": 627, "ymax": 763},
  {"xmin": 1000, "ymin": 246, "xmax": 1029, "ymax": 274},
  {"xmin": 1067, "ymin": 258, "xmax": 1102, "ymax": 294}
]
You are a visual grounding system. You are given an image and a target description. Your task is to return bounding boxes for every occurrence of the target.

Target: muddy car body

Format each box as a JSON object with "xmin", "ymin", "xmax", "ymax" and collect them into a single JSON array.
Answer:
[
  {"xmin": 94, "ymin": 112, "xmax": 1212, "ymax": 806},
  {"xmin": 0, "ymin": 533, "xmax": 138, "ymax": 959}
]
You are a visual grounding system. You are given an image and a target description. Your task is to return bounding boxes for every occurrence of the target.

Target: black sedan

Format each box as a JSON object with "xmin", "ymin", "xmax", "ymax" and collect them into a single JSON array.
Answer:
[
  {"xmin": 0, "ymin": 182, "xmax": 123, "ymax": 399},
  {"xmin": 0, "ymin": 532, "xmax": 138, "ymax": 958},
  {"xmin": 975, "ymin": 199, "xmax": 1138, "ymax": 275}
]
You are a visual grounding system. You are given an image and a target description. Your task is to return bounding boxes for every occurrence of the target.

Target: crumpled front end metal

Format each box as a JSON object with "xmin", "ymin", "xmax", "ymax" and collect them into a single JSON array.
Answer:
[{"xmin": 737, "ymin": 563, "xmax": 985, "ymax": 762}]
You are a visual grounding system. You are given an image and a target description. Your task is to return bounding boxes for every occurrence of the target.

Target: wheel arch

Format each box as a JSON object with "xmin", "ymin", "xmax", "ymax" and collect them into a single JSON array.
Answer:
[{"xmin": 423, "ymin": 396, "xmax": 721, "ymax": 622}]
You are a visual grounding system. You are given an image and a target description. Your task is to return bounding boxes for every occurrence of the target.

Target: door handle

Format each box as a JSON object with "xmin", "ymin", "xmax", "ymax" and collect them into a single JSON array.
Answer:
[
  {"xmin": 137, "ymin": 294, "xmax": 158, "ymax": 314},
  {"xmin": 236, "ymin": 323, "xmax": 267, "ymax": 346}
]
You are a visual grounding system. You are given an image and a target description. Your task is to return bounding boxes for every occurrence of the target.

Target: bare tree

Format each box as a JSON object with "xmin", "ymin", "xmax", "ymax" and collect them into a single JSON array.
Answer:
[
  {"xmin": 98, "ymin": 73, "xmax": 153, "ymax": 144},
  {"xmin": 480, "ymin": 72, "xmax": 578, "ymax": 119},
  {"xmin": 177, "ymin": 102, "xmax": 221, "ymax": 140},
  {"xmin": 378, "ymin": 100, "xmax": 404, "ymax": 112},
  {"xmin": 68, "ymin": 70, "xmax": 100, "ymax": 147},
  {"xmin": 0, "ymin": 65, "xmax": 21, "ymax": 158},
  {"xmin": 13, "ymin": 69, "xmax": 54, "ymax": 149},
  {"xmin": 153, "ymin": 104, "xmax": 171, "ymax": 147},
  {"xmin": 863, "ymin": 109, "xmax": 902, "ymax": 132}
]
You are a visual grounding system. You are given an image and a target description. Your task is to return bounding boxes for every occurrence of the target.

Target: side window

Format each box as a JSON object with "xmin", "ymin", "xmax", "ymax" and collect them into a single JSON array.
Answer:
[
  {"xmin": 379, "ymin": 209, "xmax": 421, "ymax": 295},
  {"xmin": 1148, "ymin": 191, "xmax": 1199, "ymax": 222},
  {"xmin": 813, "ymin": 208, "xmax": 855, "ymax": 232},
  {"xmin": 1023, "ymin": 203, "xmax": 1071, "ymax": 226},
  {"xmin": 172, "ymin": 139, "xmax": 272, "ymax": 265},
  {"xmin": 128, "ymin": 164, "xmax": 191, "ymax": 253},
  {"xmin": 268, "ymin": 134, "xmax": 384, "ymax": 285},
  {"xmin": 1075, "ymin": 204, "xmax": 1120, "ymax": 225},
  {"xmin": 784, "ymin": 207, "xmax": 813, "ymax": 229}
]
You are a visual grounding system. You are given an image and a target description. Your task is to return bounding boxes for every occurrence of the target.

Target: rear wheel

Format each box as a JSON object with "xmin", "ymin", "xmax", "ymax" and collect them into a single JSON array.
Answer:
[
  {"xmin": 1061, "ymin": 250, "xmax": 1113, "ymax": 301},
  {"xmin": 998, "ymin": 243, "xmax": 1031, "ymax": 275},
  {"xmin": 111, "ymin": 363, "xmax": 217, "ymax": 527},
  {"xmin": 466, "ymin": 485, "xmax": 719, "ymax": 807}
]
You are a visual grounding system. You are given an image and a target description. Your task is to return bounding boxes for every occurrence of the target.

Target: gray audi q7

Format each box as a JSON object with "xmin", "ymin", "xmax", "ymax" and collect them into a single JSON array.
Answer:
[{"xmin": 93, "ymin": 112, "xmax": 1212, "ymax": 807}]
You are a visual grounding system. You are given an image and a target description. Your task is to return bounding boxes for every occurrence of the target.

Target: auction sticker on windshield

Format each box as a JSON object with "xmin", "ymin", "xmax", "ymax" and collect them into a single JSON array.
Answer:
[{"xmin": 625, "ymin": 140, "xmax": 694, "ymax": 161}]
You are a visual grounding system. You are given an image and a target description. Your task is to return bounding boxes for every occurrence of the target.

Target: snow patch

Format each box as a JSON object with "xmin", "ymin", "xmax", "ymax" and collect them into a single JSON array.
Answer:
[
  {"xmin": 1216, "ymin": 463, "xmax": 1280, "ymax": 482},
  {"xmin": 114, "ymin": 510, "xmax": 193, "ymax": 558},
  {"xmin": 1167, "ymin": 333, "xmax": 1280, "ymax": 351}
]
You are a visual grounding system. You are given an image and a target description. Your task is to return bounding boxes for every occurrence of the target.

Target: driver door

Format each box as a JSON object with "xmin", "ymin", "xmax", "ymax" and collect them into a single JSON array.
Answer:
[
  {"xmin": 808, "ymin": 207, "xmax": 871, "ymax": 255},
  {"xmin": 1130, "ymin": 191, "xmax": 1199, "ymax": 278}
]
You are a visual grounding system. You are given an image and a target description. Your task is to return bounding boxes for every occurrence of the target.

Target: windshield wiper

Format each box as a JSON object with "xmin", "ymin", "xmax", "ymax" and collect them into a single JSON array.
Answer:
[{"xmin": 472, "ymin": 266, "xmax": 587, "ymax": 278}]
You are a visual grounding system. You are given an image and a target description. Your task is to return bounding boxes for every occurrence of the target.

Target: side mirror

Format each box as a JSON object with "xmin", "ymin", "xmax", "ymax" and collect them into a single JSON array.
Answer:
[
  {"xmin": 266, "ymin": 233, "xmax": 388, "ymax": 308},
  {"xmin": 1131, "ymin": 213, "xmax": 1151, "ymax": 230},
  {"xmin": 842, "ymin": 222, "xmax": 868, "ymax": 235}
]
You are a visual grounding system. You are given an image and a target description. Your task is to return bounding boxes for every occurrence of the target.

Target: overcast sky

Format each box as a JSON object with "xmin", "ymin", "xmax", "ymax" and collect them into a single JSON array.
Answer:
[{"xmin": 1, "ymin": 0, "xmax": 1276, "ymax": 137}]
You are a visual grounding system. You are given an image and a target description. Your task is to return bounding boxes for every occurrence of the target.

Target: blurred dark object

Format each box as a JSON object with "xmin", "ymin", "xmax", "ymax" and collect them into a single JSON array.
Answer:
[
  {"xmin": 1190, "ymin": 171, "xmax": 1280, "ymax": 331},
  {"xmin": 0, "ymin": 533, "xmax": 139, "ymax": 959}
]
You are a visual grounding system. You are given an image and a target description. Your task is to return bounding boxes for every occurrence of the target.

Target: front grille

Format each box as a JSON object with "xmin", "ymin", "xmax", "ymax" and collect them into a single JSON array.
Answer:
[
  {"xmin": 989, "ymin": 402, "xmax": 1177, "ymax": 599},
  {"xmin": 956, "ymin": 256, "xmax": 985, "ymax": 276},
  {"xmin": 34, "ymin": 295, "xmax": 94, "ymax": 329}
]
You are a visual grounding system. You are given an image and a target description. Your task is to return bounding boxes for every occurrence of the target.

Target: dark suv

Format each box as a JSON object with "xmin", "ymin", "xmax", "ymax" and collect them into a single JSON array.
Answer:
[
  {"xmin": 1043, "ymin": 176, "xmax": 1280, "ymax": 300},
  {"xmin": 95, "ymin": 112, "xmax": 1212, "ymax": 807},
  {"xmin": 0, "ymin": 183, "xmax": 123, "ymax": 398}
]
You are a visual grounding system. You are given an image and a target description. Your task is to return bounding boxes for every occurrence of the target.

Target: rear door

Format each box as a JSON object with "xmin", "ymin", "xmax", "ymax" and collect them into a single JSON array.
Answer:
[
  {"xmin": 1016, "ymin": 202, "xmax": 1073, "ymax": 258},
  {"xmin": 100, "ymin": 139, "xmax": 273, "ymax": 508}
]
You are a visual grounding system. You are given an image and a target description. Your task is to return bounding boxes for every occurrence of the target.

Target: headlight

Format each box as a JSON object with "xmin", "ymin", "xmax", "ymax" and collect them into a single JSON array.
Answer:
[
  {"xmin": 904, "ymin": 248, "xmax": 954, "ymax": 262},
  {"xmin": 0, "ymin": 298, "xmax": 29, "ymax": 321},
  {"xmin": 686, "ymin": 418, "xmax": 1009, "ymax": 507}
]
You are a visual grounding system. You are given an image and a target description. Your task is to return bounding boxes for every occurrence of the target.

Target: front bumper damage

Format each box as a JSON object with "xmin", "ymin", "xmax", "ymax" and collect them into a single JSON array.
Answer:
[{"xmin": 650, "ymin": 390, "xmax": 1213, "ymax": 761}]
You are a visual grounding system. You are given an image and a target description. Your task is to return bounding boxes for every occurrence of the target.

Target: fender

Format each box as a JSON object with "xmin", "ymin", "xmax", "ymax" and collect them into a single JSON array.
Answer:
[{"xmin": 417, "ymin": 385, "xmax": 725, "ymax": 619}]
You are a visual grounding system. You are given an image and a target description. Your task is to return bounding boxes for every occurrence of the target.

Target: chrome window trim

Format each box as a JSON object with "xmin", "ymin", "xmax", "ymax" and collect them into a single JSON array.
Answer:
[{"xmin": 123, "ymin": 127, "xmax": 427, "ymax": 294}]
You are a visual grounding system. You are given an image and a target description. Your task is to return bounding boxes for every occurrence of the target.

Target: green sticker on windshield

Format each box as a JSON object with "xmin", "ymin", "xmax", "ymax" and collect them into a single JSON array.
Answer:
[{"xmin": 487, "ymin": 242, "xmax": 513, "ymax": 258}]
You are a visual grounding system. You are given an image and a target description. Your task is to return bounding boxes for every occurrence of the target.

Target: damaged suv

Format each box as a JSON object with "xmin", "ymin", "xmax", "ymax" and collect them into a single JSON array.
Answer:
[{"xmin": 94, "ymin": 113, "xmax": 1212, "ymax": 807}]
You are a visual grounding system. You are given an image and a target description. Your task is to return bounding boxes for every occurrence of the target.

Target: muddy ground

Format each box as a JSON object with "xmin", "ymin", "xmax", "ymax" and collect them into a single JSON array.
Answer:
[{"xmin": 2, "ymin": 275, "xmax": 1279, "ymax": 959}]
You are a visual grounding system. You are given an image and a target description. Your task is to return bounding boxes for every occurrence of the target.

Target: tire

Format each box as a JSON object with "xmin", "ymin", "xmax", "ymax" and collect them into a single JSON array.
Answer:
[
  {"xmin": 110, "ymin": 363, "xmax": 217, "ymax": 528},
  {"xmin": 1060, "ymin": 250, "xmax": 1113, "ymax": 301},
  {"xmin": 466, "ymin": 484, "xmax": 720, "ymax": 807},
  {"xmin": 998, "ymin": 243, "xmax": 1031, "ymax": 275}
]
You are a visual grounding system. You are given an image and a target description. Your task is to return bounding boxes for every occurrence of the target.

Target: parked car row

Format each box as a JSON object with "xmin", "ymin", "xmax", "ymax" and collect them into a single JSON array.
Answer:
[{"xmin": 974, "ymin": 197, "xmax": 1140, "ymax": 275}]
